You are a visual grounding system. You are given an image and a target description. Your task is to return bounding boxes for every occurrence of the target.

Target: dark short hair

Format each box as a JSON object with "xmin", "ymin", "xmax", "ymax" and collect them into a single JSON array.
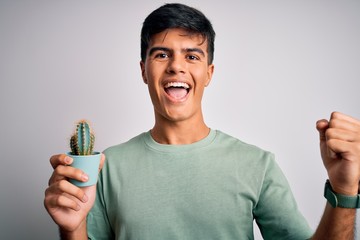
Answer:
[{"xmin": 140, "ymin": 3, "xmax": 215, "ymax": 64}]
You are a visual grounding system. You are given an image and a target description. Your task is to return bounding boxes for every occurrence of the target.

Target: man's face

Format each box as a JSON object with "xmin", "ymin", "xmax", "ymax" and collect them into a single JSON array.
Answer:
[{"xmin": 140, "ymin": 28, "xmax": 214, "ymax": 124}]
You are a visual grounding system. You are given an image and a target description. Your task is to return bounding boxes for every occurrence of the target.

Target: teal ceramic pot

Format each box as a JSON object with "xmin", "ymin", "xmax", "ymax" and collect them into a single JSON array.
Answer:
[{"xmin": 67, "ymin": 152, "xmax": 101, "ymax": 187}]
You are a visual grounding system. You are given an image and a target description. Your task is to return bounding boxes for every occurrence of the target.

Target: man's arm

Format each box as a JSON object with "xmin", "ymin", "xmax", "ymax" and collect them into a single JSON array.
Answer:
[
  {"xmin": 312, "ymin": 203, "xmax": 355, "ymax": 239},
  {"xmin": 312, "ymin": 112, "xmax": 360, "ymax": 239}
]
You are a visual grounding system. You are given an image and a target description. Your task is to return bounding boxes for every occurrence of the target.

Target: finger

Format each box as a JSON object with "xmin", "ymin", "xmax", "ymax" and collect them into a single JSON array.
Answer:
[
  {"xmin": 329, "ymin": 118, "xmax": 360, "ymax": 133},
  {"xmin": 54, "ymin": 165, "xmax": 89, "ymax": 183},
  {"xmin": 327, "ymin": 138, "xmax": 354, "ymax": 158},
  {"xmin": 329, "ymin": 112, "xmax": 360, "ymax": 132},
  {"xmin": 50, "ymin": 154, "xmax": 73, "ymax": 169},
  {"xmin": 54, "ymin": 180, "xmax": 88, "ymax": 203},
  {"xmin": 326, "ymin": 128, "xmax": 360, "ymax": 142},
  {"xmin": 48, "ymin": 170, "xmax": 67, "ymax": 186},
  {"xmin": 327, "ymin": 147, "xmax": 338, "ymax": 159},
  {"xmin": 47, "ymin": 193, "xmax": 81, "ymax": 211},
  {"xmin": 330, "ymin": 112, "xmax": 360, "ymax": 126}
]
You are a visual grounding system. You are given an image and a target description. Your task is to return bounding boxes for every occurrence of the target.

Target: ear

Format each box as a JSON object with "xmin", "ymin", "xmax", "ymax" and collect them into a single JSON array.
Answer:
[
  {"xmin": 140, "ymin": 61, "xmax": 147, "ymax": 84},
  {"xmin": 205, "ymin": 64, "xmax": 214, "ymax": 87}
]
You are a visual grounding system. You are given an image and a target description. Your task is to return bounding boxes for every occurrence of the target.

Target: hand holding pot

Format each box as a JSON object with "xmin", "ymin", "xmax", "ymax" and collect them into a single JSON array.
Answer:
[{"xmin": 44, "ymin": 153, "xmax": 105, "ymax": 233}]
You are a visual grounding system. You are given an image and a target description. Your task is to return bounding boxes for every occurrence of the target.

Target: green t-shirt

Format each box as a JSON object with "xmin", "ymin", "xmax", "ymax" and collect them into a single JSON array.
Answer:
[{"xmin": 87, "ymin": 130, "xmax": 313, "ymax": 239}]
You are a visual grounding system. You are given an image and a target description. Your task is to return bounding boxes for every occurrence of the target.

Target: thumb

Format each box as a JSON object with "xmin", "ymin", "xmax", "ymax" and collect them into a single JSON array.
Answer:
[
  {"xmin": 316, "ymin": 119, "xmax": 328, "ymax": 142},
  {"xmin": 316, "ymin": 119, "xmax": 337, "ymax": 159}
]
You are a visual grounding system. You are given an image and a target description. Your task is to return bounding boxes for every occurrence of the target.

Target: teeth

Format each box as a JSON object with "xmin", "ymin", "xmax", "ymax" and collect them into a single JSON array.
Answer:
[{"xmin": 165, "ymin": 82, "xmax": 190, "ymax": 89}]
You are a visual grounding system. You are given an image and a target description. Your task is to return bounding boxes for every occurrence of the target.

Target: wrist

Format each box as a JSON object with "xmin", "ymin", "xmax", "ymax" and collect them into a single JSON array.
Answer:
[
  {"xmin": 329, "ymin": 180, "xmax": 358, "ymax": 196},
  {"xmin": 59, "ymin": 220, "xmax": 87, "ymax": 240}
]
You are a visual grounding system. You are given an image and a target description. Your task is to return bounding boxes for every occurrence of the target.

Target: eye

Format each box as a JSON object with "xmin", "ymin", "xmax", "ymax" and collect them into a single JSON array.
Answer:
[
  {"xmin": 187, "ymin": 54, "xmax": 200, "ymax": 61},
  {"xmin": 155, "ymin": 52, "xmax": 169, "ymax": 59}
]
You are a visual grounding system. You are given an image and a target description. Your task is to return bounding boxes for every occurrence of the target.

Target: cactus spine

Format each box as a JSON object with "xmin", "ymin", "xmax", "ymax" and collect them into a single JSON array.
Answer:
[{"xmin": 70, "ymin": 120, "xmax": 95, "ymax": 155}]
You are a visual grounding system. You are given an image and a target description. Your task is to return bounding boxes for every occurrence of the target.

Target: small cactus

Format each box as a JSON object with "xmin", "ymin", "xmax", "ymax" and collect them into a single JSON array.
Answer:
[{"xmin": 70, "ymin": 120, "xmax": 95, "ymax": 155}]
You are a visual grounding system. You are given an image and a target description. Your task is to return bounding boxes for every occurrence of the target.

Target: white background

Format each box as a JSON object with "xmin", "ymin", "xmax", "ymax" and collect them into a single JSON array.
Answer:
[{"xmin": 1, "ymin": 0, "xmax": 359, "ymax": 239}]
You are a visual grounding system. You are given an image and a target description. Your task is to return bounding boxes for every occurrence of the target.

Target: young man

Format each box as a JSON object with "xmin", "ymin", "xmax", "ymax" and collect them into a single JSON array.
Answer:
[{"xmin": 44, "ymin": 3, "xmax": 360, "ymax": 239}]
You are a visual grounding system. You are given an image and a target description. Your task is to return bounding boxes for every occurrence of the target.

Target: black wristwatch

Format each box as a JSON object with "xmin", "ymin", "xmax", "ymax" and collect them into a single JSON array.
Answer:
[{"xmin": 324, "ymin": 180, "xmax": 360, "ymax": 208}]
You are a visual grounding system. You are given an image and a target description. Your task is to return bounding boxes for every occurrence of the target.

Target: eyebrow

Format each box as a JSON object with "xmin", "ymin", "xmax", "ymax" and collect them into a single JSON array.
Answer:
[
  {"xmin": 148, "ymin": 47, "xmax": 205, "ymax": 57},
  {"xmin": 186, "ymin": 48, "xmax": 205, "ymax": 57},
  {"xmin": 148, "ymin": 47, "xmax": 170, "ymax": 56}
]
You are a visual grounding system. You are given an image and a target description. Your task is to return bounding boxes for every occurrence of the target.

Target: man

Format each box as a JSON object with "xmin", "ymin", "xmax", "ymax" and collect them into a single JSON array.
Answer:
[{"xmin": 44, "ymin": 3, "xmax": 360, "ymax": 239}]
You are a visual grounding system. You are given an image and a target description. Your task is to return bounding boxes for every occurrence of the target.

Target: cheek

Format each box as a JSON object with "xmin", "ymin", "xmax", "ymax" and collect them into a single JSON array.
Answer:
[
  {"xmin": 145, "ymin": 70, "xmax": 162, "ymax": 97},
  {"xmin": 192, "ymin": 67, "xmax": 210, "ymax": 86},
  {"xmin": 145, "ymin": 63, "xmax": 163, "ymax": 82}
]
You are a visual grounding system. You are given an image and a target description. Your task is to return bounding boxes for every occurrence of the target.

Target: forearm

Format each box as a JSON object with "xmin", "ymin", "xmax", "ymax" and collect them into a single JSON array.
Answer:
[
  {"xmin": 311, "ymin": 203, "xmax": 356, "ymax": 240},
  {"xmin": 60, "ymin": 220, "xmax": 88, "ymax": 240}
]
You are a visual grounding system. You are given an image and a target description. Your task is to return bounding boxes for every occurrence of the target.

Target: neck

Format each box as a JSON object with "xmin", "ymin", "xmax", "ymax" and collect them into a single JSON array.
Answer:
[{"xmin": 151, "ymin": 117, "xmax": 210, "ymax": 145}]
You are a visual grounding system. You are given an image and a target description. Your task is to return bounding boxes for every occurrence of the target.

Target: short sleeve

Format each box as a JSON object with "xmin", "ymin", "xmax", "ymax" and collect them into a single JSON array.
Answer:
[
  {"xmin": 253, "ymin": 154, "xmax": 314, "ymax": 239},
  {"xmin": 87, "ymin": 169, "xmax": 115, "ymax": 240}
]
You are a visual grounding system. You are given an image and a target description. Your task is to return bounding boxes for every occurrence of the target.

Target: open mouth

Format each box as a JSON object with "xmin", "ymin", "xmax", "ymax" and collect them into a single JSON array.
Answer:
[{"xmin": 164, "ymin": 82, "xmax": 190, "ymax": 100}]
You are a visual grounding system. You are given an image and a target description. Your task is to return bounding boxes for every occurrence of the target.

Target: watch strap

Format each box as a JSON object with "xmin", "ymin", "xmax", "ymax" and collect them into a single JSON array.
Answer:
[{"xmin": 324, "ymin": 180, "xmax": 360, "ymax": 208}]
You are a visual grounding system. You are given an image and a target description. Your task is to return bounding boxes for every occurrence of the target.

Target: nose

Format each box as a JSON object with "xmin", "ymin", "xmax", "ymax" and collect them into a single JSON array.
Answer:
[{"xmin": 166, "ymin": 55, "xmax": 186, "ymax": 74}]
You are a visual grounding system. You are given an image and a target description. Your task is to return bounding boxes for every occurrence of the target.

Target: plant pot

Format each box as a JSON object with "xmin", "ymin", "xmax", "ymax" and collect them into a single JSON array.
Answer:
[{"xmin": 67, "ymin": 152, "xmax": 101, "ymax": 187}]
